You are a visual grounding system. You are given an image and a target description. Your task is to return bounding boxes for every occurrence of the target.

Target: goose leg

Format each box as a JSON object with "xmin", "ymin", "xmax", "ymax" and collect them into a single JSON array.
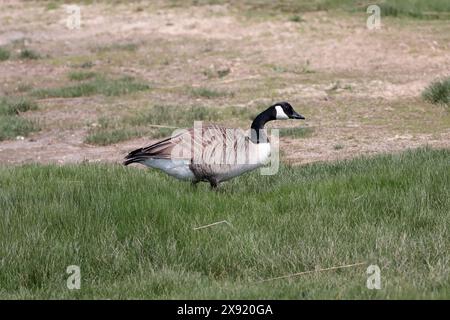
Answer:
[
  {"xmin": 209, "ymin": 178, "xmax": 219, "ymax": 190},
  {"xmin": 191, "ymin": 180, "xmax": 200, "ymax": 188}
]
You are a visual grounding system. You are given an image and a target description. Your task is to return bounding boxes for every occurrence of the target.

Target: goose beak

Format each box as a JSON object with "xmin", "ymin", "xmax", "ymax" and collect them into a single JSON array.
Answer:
[{"xmin": 291, "ymin": 112, "xmax": 305, "ymax": 120}]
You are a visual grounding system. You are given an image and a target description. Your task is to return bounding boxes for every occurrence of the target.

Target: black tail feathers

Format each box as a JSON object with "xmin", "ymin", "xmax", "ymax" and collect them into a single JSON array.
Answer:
[{"xmin": 123, "ymin": 148, "xmax": 146, "ymax": 166}]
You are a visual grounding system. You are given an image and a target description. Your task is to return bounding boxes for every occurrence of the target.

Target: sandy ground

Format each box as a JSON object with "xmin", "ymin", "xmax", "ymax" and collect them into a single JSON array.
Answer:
[{"xmin": 0, "ymin": 1, "xmax": 449, "ymax": 165}]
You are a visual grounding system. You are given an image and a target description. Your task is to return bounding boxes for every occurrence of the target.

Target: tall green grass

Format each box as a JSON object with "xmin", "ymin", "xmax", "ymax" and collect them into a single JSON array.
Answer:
[
  {"xmin": 279, "ymin": 126, "xmax": 314, "ymax": 138},
  {"xmin": 0, "ymin": 98, "xmax": 37, "ymax": 115},
  {"xmin": 0, "ymin": 148, "xmax": 448, "ymax": 299}
]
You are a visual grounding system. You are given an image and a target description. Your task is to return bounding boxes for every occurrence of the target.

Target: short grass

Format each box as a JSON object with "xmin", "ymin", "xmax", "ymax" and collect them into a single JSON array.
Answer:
[
  {"xmin": 0, "ymin": 47, "xmax": 10, "ymax": 61},
  {"xmin": 0, "ymin": 148, "xmax": 448, "ymax": 299},
  {"xmin": 93, "ymin": 43, "xmax": 138, "ymax": 52},
  {"xmin": 68, "ymin": 71, "xmax": 97, "ymax": 81},
  {"xmin": 279, "ymin": 126, "xmax": 314, "ymax": 139},
  {"xmin": 46, "ymin": 1, "xmax": 60, "ymax": 10},
  {"xmin": 19, "ymin": 49, "xmax": 40, "ymax": 60},
  {"xmin": 77, "ymin": 61, "xmax": 95, "ymax": 69},
  {"xmin": 84, "ymin": 127, "xmax": 142, "ymax": 146},
  {"xmin": 32, "ymin": 76, "xmax": 149, "ymax": 98},
  {"xmin": 423, "ymin": 76, "xmax": 450, "ymax": 107},
  {"xmin": 171, "ymin": 0, "xmax": 450, "ymax": 19},
  {"xmin": 0, "ymin": 98, "xmax": 39, "ymax": 141},
  {"xmin": 267, "ymin": 61, "xmax": 315, "ymax": 75},
  {"xmin": 17, "ymin": 84, "xmax": 33, "ymax": 93},
  {"xmin": 379, "ymin": 0, "xmax": 450, "ymax": 19},
  {"xmin": 288, "ymin": 14, "xmax": 305, "ymax": 23},
  {"xmin": 202, "ymin": 68, "xmax": 231, "ymax": 79},
  {"xmin": 0, "ymin": 98, "xmax": 38, "ymax": 115},
  {"xmin": 190, "ymin": 87, "xmax": 231, "ymax": 99},
  {"xmin": 84, "ymin": 117, "xmax": 144, "ymax": 146}
]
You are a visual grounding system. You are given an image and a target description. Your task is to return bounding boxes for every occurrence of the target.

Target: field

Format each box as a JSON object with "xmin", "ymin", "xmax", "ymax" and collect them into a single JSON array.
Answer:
[{"xmin": 0, "ymin": 0, "xmax": 449, "ymax": 299}]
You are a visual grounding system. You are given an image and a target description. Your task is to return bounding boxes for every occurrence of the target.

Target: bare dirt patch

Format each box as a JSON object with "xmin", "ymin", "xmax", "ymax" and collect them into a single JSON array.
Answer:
[{"xmin": 0, "ymin": 1, "xmax": 449, "ymax": 166}]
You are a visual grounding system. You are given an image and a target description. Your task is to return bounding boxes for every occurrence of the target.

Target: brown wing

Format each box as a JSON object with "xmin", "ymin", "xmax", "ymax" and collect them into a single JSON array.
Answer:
[
  {"xmin": 124, "ymin": 125, "xmax": 250, "ymax": 166},
  {"xmin": 188, "ymin": 125, "xmax": 252, "ymax": 179}
]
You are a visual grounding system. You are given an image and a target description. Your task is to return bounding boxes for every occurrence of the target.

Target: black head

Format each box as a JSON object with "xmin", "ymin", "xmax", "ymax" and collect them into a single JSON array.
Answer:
[
  {"xmin": 250, "ymin": 101, "xmax": 306, "ymax": 143},
  {"xmin": 271, "ymin": 102, "xmax": 305, "ymax": 120}
]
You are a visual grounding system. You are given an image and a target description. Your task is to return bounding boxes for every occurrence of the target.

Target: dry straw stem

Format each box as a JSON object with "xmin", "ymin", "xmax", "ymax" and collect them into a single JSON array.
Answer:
[
  {"xmin": 257, "ymin": 262, "xmax": 367, "ymax": 283},
  {"xmin": 145, "ymin": 124, "xmax": 180, "ymax": 129},
  {"xmin": 193, "ymin": 220, "xmax": 234, "ymax": 230}
]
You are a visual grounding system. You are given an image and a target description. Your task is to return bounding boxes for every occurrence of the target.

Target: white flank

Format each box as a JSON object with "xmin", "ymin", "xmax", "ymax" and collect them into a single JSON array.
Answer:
[
  {"xmin": 143, "ymin": 159, "xmax": 195, "ymax": 180},
  {"xmin": 254, "ymin": 142, "xmax": 271, "ymax": 164}
]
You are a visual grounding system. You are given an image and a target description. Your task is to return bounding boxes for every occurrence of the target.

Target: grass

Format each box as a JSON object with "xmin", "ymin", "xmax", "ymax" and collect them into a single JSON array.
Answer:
[
  {"xmin": 17, "ymin": 84, "xmax": 33, "ymax": 93},
  {"xmin": 288, "ymin": 15, "xmax": 304, "ymax": 23},
  {"xmin": 422, "ymin": 77, "xmax": 450, "ymax": 107},
  {"xmin": 0, "ymin": 148, "xmax": 448, "ymax": 299},
  {"xmin": 85, "ymin": 126, "xmax": 141, "ymax": 146},
  {"xmin": 202, "ymin": 68, "xmax": 231, "ymax": 79},
  {"xmin": 172, "ymin": 0, "xmax": 351, "ymax": 13},
  {"xmin": 279, "ymin": 126, "xmax": 314, "ymax": 139},
  {"xmin": 85, "ymin": 103, "xmax": 315, "ymax": 146},
  {"xmin": 19, "ymin": 49, "xmax": 40, "ymax": 60},
  {"xmin": 379, "ymin": 0, "xmax": 450, "ymax": 19},
  {"xmin": 0, "ymin": 98, "xmax": 38, "ymax": 115},
  {"xmin": 190, "ymin": 87, "xmax": 231, "ymax": 99},
  {"xmin": 0, "ymin": 47, "xmax": 11, "ymax": 61},
  {"xmin": 32, "ymin": 76, "xmax": 149, "ymax": 98},
  {"xmin": 93, "ymin": 43, "xmax": 138, "ymax": 52},
  {"xmin": 68, "ymin": 71, "xmax": 97, "ymax": 81},
  {"xmin": 268, "ymin": 61, "xmax": 315, "ymax": 75},
  {"xmin": 172, "ymin": 0, "xmax": 450, "ymax": 19},
  {"xmin": 78, "ymin": 61, "xmax": 94, "ymax": 69},
  {"xmin": 0, "ymin": 98, "xmax": 39, "ymax": 141},
  {"xmin": 128, "ymin": 105, "xmax": 222, "ymax": 126}
]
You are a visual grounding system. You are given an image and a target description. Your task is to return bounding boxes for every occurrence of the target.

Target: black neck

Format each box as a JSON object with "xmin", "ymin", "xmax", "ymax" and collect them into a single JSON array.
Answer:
[{"xmin": 250, "ymin": 108, "xmax": 274, "ymax": 144}]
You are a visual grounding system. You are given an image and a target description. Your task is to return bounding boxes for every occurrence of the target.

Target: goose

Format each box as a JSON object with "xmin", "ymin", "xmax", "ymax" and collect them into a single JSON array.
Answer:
[{"xmin": 124, "ymin": 102, "xmax": 305, "ymax": 188}]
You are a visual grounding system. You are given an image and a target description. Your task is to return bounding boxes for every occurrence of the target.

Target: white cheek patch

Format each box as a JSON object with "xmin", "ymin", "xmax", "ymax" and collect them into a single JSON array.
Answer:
[{"xmin": 275, "ymin": 105, "xmax": 289, "ymax": 120}]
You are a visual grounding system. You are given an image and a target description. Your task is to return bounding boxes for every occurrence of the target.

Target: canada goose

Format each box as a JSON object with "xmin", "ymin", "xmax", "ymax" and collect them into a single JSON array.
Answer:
[{"xmin": 124, "ymin": 102, "xmax": 305, "ymax": 188}]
